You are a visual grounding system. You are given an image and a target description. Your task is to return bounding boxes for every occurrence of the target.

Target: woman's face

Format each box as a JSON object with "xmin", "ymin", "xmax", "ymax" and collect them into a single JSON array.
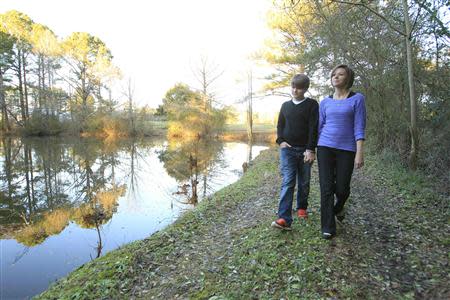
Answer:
[{"xmin": 331, "ymin": 68, "xmax": 348, "ymax": 89}]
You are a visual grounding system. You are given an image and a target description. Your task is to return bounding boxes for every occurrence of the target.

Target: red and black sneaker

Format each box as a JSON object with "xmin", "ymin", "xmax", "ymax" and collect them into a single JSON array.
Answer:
[
  {"xmin": 297, "ymin": 209, "xmax": 308, "ymax": 219},
  {"xmin": 271, "ymin": 218, "xmax": 292, "ymax": 231}
]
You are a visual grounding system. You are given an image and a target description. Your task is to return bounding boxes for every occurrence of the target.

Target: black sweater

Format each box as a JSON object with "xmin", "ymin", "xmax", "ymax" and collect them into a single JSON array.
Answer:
[{"xmin": 276, "ymin": 98, "xmax": 319, "ymax": 151}]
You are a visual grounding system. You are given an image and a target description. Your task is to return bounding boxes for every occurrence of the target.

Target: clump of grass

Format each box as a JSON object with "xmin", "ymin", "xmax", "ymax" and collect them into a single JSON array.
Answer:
[{"xmin": 35, "ymin": 241, "xmax": 143, "ymax": 299}]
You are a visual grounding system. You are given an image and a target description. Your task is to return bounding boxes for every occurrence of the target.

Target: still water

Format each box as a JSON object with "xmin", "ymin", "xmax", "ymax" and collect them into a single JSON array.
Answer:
[{"xmin": 0, "ymin": 136, "xmax": 267, "ymax": 299}]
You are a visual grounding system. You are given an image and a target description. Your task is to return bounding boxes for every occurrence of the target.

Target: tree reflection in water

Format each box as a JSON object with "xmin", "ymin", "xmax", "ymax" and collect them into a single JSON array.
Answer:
[
  {"xmin": 72, "ymin": 186, "xmax": 125, "ymax": 258},
  {"xmin": 0, "ymin": 136, "xmax": 255, "ymax": 253},
  {"xmin": 158, "ymin": 137, "xmax": 224, "ymax": 205},
  {"xmin": 0, "ymin": 137, "xmax": 128, "ymax": 256}
]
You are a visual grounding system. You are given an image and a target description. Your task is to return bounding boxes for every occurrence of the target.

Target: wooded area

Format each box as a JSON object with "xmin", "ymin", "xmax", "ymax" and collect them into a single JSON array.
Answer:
[
  {"xmin": 1, "ymin": 0, "xmax": 449, "ymax": 181},
  {"xmin": 261, "ymin": 0, "xmax": 449, "ymax": 180},
  {"xmin": 0, "ymin": 10, "xmax": 234, "ymax": 139},
  {"xmin": 0, "ymin": 10, "xmax": 152, "ymax": 137}
]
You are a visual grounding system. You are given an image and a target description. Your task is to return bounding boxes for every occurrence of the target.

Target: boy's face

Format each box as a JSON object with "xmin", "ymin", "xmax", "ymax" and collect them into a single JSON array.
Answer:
[{"xmin": 291, "ymin": 84, "xmax": 307, "ymax": 100}]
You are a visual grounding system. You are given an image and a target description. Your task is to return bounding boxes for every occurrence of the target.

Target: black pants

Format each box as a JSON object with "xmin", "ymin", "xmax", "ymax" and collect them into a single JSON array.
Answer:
[{"xmin": 317, "ymin": 146, "xmax": 355, "ymax": 234}]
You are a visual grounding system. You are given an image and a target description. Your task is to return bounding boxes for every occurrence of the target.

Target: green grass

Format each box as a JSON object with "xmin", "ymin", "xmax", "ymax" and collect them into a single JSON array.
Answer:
[
  {"xmin": 36, "ymin": 147, "xmax": 449, "ymax": 299},
  {"xmin": 35, "ymin": 242, "xmax": 142, "ymax": 299},
  {"xmin": 191, "ymin": 222, "xmax": 335, "ymax": 299},
  {"xmin": 368, "ymin": 150, "xmax": 449, "ymax": 210}
]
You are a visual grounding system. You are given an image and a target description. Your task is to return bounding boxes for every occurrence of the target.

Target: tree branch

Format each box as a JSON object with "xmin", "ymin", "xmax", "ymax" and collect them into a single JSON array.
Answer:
[
  {"xmin": 412, "ymin": 0, "xmax": 450, "ymax": 38},
  {"xmin": 331, "ymin": 0, "xmax": 407, "ymax": 36}
]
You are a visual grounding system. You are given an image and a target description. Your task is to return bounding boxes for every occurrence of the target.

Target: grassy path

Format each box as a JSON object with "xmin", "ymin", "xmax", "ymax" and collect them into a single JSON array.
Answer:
[{"xmin": 37, "ymin": 148, "xmax": 449, "ymax": 299}]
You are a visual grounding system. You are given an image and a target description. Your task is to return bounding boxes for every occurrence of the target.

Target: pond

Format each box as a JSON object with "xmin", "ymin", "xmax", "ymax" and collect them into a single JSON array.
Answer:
[{"xmin": 0, "ymin": 136, "xmax": 268, "ymax": 299}]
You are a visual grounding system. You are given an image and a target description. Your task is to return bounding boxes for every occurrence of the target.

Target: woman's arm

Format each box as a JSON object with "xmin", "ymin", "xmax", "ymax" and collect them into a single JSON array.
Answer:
[
  {"xmin": 353, "ymin": 95, "xmax": 366, "ymax": 142},
  {"xmin": 318, "ymin": 100, "xmax": 326, "ymax": 137},
  {"xmin": 354, "ymin": 95, "xmax": 366, "ymax": 169}
]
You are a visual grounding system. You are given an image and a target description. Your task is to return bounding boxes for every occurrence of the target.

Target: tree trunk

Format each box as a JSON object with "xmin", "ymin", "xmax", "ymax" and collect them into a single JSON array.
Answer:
[
  {"xmin": 127, "ymin": 78, "xmax": 135, "ymax": 134},
  {"xmin": 79, "ymin": 66, "xmax": 90, "ymax": 130},
  {"xmin": 47, "ymin": 59, "xmax": 52, "ymax": 116},
  {"xmin": 0, "ymin": 69, "xmax": 11, "ymax": 132},
  {"xmin": 402, "ymin": 0, "xmax": 418, "ymax": 170},
  {"xmin": 37, "ymin": 55, "xmax": 43, "ymax": 110},
  {"xmin": 17, "ymin": 49, "xmax": 26, "ymax": 123},
  {"xmin": 247, "ymin": 71, "xmax": 253, "ymax": 143},
  {"xmin": 22, "ymin": 51, "xmax": 29, "ymax": 120}
]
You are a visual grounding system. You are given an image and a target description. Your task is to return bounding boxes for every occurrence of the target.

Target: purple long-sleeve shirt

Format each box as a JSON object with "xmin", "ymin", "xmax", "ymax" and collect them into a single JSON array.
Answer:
[{"xmin": 318, "ymin": 92, "xmax": 366, "ymax": 152}]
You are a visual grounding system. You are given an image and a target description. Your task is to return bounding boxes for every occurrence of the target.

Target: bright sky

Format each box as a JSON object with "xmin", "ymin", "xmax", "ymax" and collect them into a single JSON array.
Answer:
[{"xmin": 1, "ymin": 0, "xmax": 282, "ymax": 114}]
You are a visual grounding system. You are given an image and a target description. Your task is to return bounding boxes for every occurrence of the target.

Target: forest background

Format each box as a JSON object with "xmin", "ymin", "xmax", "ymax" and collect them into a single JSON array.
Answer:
[{"xmin": 0, "ymin": 0, "xmax": 449, "ymax": 186}]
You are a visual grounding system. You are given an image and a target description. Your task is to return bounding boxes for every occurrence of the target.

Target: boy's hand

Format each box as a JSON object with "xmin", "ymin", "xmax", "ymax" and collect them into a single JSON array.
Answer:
[
  {"xmin": 280, "ymin": 142, "xmax": 291, "ymax": 148},
  {"xmin": 304, "ymin": 151, "xmax": 315, "ymax": 163}
]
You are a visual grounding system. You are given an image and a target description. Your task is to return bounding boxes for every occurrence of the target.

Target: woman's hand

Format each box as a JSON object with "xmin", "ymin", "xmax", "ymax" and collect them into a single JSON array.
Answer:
[
  {"xmin": 355, "ymin": 140, "xmax": 364, "ymax": 169},
  {"xmin": 355, "ymin": 151, "xmax": 364, "ymax": 169}
]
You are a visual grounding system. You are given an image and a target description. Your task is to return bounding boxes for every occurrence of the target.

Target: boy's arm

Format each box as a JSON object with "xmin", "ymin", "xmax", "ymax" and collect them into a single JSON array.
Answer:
[
  {"xmin": 306, "ymin": 100, "xmax": 319, "ymax": 152},
  {"xmin": 276, "ymin": 105, "xmax": 285, "ymax": 145}
]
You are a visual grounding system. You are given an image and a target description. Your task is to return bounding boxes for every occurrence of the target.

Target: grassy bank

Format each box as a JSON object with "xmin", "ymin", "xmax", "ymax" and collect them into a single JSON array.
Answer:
[{"xmin": 36, "ymin": 148, "xmax": 449, "ymax": 299}]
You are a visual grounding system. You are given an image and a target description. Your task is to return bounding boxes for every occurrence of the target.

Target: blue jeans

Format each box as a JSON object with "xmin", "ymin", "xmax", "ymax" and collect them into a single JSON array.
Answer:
[{"xmin": 278, "ymin": 146, "xmax": 312, "ymax": 225}]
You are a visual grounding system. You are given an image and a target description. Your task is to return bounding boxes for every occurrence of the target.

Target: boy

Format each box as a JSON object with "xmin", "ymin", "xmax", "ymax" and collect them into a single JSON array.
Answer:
[{"xmin": 271, "ymin": 74, "xmax": 319, "ymax": 230}]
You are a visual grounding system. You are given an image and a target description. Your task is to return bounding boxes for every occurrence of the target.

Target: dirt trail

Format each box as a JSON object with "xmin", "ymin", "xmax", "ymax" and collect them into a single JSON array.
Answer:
[
  {"xmin": 129, "ymin": 169, "xmax": 280, "ymax": 299},
  {"xmin": 337, "ymin": 168, "xmax": 449, "ymax": 298}
]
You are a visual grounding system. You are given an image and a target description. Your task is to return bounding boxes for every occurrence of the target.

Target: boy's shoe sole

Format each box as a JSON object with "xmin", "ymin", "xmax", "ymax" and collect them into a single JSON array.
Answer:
[
  {"xmin": 322, "ymin": 232, "xmax": 333, "ymax": 239},
  {"xmin": 271, "ymin": 219, "xmax": 292, "ymax": 231}
]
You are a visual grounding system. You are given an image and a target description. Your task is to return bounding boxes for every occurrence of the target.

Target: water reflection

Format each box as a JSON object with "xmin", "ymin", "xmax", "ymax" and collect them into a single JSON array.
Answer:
[
  {"xmin": 158, "ymin": 138, "xmax": 224, "ymax": 205},
  {"xmin": 0, "ymin": 137, "xmax": 127, "ymax": 249},
  {"xmin": 0, "ymin": 136, "xmax": 267, "ymax": 298}
]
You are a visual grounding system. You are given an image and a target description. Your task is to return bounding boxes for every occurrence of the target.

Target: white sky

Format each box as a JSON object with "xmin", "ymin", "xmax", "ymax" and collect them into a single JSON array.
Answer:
[{"xmin": 1, "ymin": 0, "xmax": 285, "ymax": 114}]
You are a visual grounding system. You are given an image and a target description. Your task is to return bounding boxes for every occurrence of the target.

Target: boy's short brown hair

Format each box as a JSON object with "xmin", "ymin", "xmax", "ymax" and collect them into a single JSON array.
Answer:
[{"xmin": 291, "ymin": 74, "xmax": 310, "ymax": 90}]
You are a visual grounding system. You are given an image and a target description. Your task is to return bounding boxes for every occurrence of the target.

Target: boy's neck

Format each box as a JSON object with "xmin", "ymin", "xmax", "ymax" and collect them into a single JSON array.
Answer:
[{"xmin": 293, "ymin": 96, "xmax": 306, "ymax": 101}]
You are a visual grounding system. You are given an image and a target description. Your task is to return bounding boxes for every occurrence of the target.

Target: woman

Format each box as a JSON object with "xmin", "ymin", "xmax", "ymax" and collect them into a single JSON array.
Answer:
[{"xmin": 317, "ymin": 64, "xmax": 366, "ymax": 239}]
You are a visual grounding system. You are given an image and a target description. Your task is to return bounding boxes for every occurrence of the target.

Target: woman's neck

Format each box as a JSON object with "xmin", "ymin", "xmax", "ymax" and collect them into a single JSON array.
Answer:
[{"xmin": 333, "ymin": 88, "xmax": 350, "ymax": 100}]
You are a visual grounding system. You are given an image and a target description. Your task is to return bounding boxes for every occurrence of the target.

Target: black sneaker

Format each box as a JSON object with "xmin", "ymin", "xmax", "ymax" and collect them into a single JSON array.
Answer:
[{"xmin": 336, "ymin": 207, "xmax": 345, "ymax": 222}]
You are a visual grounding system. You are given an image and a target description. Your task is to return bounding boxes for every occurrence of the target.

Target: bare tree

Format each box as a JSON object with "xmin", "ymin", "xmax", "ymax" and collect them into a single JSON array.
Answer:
[
  {"xmin": 122, "ymin": 77, "xmax": 136, "ymax": 135},
  {"xmin": 191, "ymin": 55, "xmax": 224, "ymax": 111}
]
